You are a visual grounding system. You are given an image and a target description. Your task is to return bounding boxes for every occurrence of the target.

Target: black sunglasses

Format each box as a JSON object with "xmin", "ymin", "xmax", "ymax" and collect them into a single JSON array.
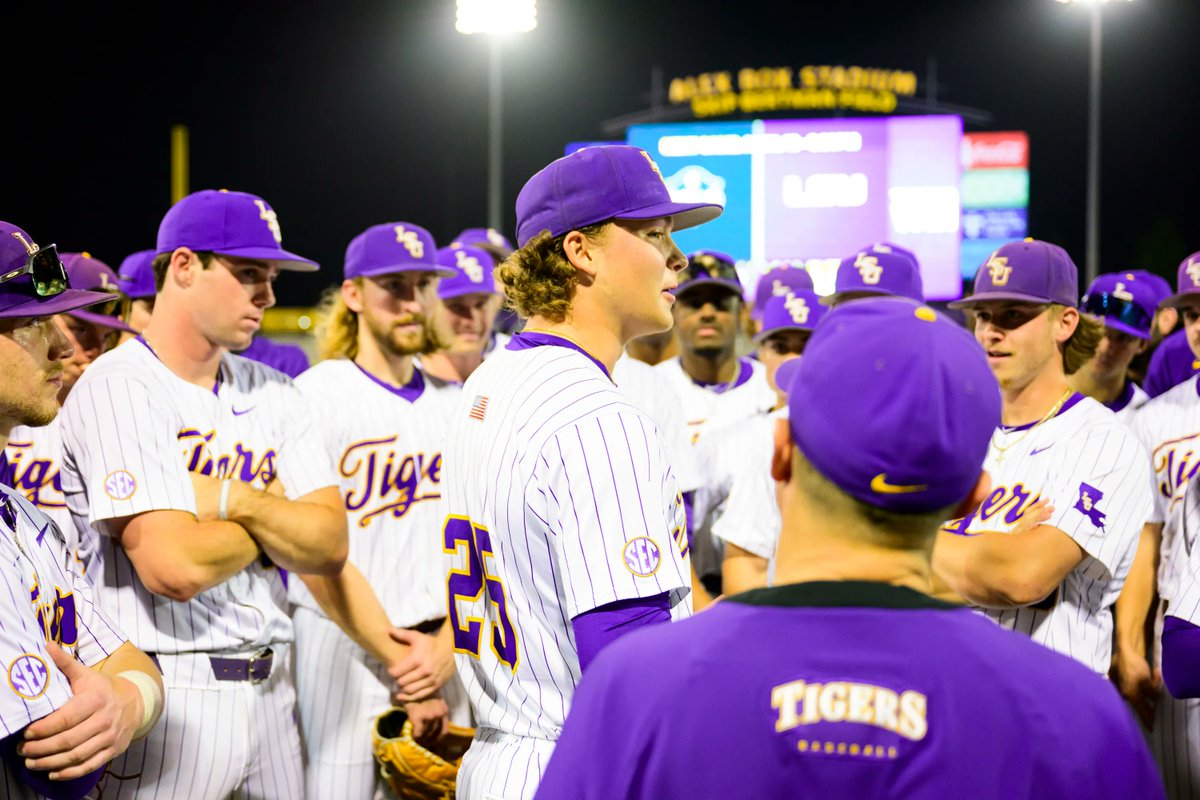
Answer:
[
  {"xmin": 1081, "ymin": 292, "xmax": 1151, "ymax": 333},
  {"xmin": 680, "ymin": 253, "xmax": 740, "ymax": 286},
  {"xmin": 0, "ymin": 243, "xmax": 68, "ymax": 297}
]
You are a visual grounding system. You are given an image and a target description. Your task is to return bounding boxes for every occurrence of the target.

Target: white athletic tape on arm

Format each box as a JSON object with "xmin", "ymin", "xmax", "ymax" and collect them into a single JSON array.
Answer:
[{"xmin": 116, "ymin": 669, "xmax": 163, "ymax": 740}]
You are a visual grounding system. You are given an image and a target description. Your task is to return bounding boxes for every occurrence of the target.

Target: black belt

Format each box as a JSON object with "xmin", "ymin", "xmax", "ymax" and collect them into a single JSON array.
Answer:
[
  {"xmin": 410, "ymin": 618, "xmax": 445, "ymax": 635},
  {"xmin": 147, "ymin": 648, "xmax": 275, "ymax": 684}
]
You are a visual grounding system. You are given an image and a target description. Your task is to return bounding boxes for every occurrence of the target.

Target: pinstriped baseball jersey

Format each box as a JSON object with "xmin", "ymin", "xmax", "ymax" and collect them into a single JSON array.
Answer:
[
  {"xmin": 652, "ymin": 356, "xmax": 776, "ymax": 444},
  {"xmin": 0, "ymin": 483, "xmax": 126, "ymax": 796},
  {"xmin": 3, "ymin": 420, "xmax": 73, "ymax": 549},
  {"xmin": 290, "ymin": 359, "xmax": 457, "ymax": 626},
  {"xmin": 443, "ymin": 335, "xmax": 691, "ymax": 741},
  {"xmin": 1109, "ymin": 381, "xmax": 1149, "ymax": 425},
  {"xmin": 945, "ymin": 395, "xmax": 1152, "ymax": 674},
  {"xmin": 1132, "ymin": 376, "xmax": 1200, "ymax": 526},
  {"xmin": 57, "ymin": 338, "xmax": 336, "ymax": 654},
  {"xmin": 709, "ymin": 410, "xmax": 784, "ymax": 564},
  {"xmin": 611, "ymin": 354, "xmax": 699, "ymax": 492}
]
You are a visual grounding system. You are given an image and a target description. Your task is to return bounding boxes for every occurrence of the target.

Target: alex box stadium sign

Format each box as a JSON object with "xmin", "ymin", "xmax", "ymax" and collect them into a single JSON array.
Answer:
[{"xmin": 669, "ymin": 65, "xmax": 919, "ymax": 118}]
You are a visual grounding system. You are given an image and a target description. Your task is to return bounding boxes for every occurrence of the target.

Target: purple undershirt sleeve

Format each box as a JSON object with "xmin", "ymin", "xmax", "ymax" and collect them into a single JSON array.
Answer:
[
  {"xmin": 0, "ymin": 730, "xmax": 106, "ymax": 800},
  {"xmin": 1162, "ymin": 615, "xmax": 1200, "ymax": 699},
  {"xmin": 682, "ymin": 490, "xmax": 696, "ymax": 550},
  {"xmin": 572, "ymin": 592, "xmax": 672, "ymax": 672}
]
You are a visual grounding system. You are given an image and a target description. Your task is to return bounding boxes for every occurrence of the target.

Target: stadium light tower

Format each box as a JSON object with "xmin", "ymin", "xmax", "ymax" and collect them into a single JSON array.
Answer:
[
  {"xmin": 456, "ymin": 0, "xmax": 538, "ymax": 232},
  {"xmin": 1055, "ymin": 0, "xmax": 1133, "ymax": 285}
]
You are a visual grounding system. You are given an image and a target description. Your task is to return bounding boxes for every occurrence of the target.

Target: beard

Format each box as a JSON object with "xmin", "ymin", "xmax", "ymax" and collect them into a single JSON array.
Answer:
[{"xmin": 363, "ymin": 311, "xmax": 433, "ymax": 357}]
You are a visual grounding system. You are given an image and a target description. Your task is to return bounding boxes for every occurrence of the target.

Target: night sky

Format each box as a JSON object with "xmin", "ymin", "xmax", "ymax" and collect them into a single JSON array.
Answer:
[{"xmin": 7, "ymin": 0, "xmax": 1197, "ymax": 305}]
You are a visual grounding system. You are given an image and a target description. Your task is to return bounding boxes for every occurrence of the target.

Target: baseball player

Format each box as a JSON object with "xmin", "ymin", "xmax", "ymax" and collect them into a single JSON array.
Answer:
[
  {"xmin": 57, "ymin": 188, "xmax": 349, "ymax": 799},
  {"xmin": 420, "ymin": 244, "xmax": 507, "ymax": 385},
  {"xmin": 442, "ymin": 144, "xmax": 720, "ymax": 799},
  {"xmin": 653, "ymin": 250, "xmax": 776, "ymax": 598},
  {"xmin": 5, "ymin": 253, "xmax": 135, "ymax": 540},
  {"xmin": 0, "ymin": 221, "xmax": 164, "ymax": 799},
  {"xmin": 933, "ymin": 239, "xmax": 1151, "ymax": 678},
  {"xmin": 821, "ymin": 242, "xmax": 924, "ymax": 307},
  {"xmin": 749, "ymin": 262, "xmax": 813, "ymax": 333},
  {"xmin": 291, "ymin": 221, "xmax": 469, "ymax": 799},
  {"xmin": 115, "ymin": 248, "xmax": 157, "ymax": 336},
  {"xmin": 534, "ymin": 298, "xmax": 1162, "ymax": 800},
  {"xmin": 1110, "ymin": 250, "xmax": 1200, "ymax": 797},
  {"xmin": 1145, "ymin": 328, "xmax": 1200, "ymax": 399},
  {"xmin": 1068, "ymin": 271, "xmax": 1156, "ymax": 422},
  {"xmin": 450, "ymin": 228, "xmax": 520, "ymax": 338},
  {"xmin": 702, "ymin": 289, "xmax": 828, "ymax": 595}
]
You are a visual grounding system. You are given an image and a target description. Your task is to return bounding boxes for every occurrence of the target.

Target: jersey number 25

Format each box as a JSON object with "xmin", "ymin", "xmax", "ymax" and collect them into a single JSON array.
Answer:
[{"xmin": 444, "ymin": 516, "xmax": 520, "ymax": 670}]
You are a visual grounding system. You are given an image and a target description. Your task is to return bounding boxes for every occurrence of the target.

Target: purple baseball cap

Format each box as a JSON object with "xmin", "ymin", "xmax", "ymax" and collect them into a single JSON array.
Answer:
[
  {"xmin": 1160, "ymin": 251, "xmax": 1200, "ymax": 309},
  {"xmin": 344, "ymin": 222, "xmax": 456, "ymax": 280},
  {"xmin": 116, "ymin": 249, "xmax": 157, "ymax": 300},
  {"xmin": 751, "ymin": 290, "xmax": 827, "ymax": 344},
  {"xmin": 776, "ymin": 297, "xmax": 1000, "ymax": 513},
  {"xmin": 674, "ymin": 250, "xmax": 743, "ymax": 298},
  {"xmin": 752, "ymin": 265, "xmax": 814, "ymax": 321},
  {"xmin": 1081, "ymin": 272, "xmax": 1159, "ymax": 340},
  {"xmin": 1129, "ymin": 270, "xmax": 1173, "ymax": 309},
  {"xmin": 514, "ymin": 145, "xmax": 722, "ymax": 248},
  {"xmin": 0, "ymin": 223, "xmax": 114, "ymax": 319},
  {"xmin": 436, "ymin": 245, "xmax": 499, "ymax": 299},
  {"xmin": 452, "ymin": 228, "xmax": 514, "ymax": 255},
  {"xmin": 59, "ymin": 253, "xmax": 136, "ymax": 333},
  {"xmin": 823, "ymin": 243, "xmax": 924, "ymax": 306},
  {"xmin": 156, "ymin": 189, "xmax": 318, "ymax": 272},
  {"xmin": 949, "ymin": 239, "xmax": 1079, "ymax": 309}
]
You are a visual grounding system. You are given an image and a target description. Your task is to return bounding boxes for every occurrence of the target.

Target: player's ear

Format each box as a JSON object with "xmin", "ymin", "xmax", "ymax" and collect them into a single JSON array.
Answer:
[
  {"xmin": 770, "ymin": 416, "xmax": 793, "ymax": 484},
  {"xmin": 561, "ymin": 230, "xmax": 599, "ymax": 280},
  {"xmin": 1054, "ymin": 305, "xmax": 1080, "ymax": 344},
  {"xmin": 950, "ymin": 470, "xmax": 992, "ymax": 519},
  {"xmin": 341, "ymin": 279, "xmax": 364, "ymax": 313},
  {"xmin": 169, "ymin": 247, "xmax": 197, "ymax": 289}
]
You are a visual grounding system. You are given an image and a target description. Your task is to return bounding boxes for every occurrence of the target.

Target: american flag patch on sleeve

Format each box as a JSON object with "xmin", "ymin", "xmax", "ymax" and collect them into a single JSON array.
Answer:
[{"xmin": 469, "ymin": 395, "xmax": 489, "ymax": 421}]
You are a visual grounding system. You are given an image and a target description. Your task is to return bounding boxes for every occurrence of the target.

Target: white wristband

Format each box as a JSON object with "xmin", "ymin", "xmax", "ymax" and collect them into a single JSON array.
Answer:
[
  {"xmin": 116, "ymin": 669, "xmax": 163, "ymax": 740},
  {"xmin": 218, "ymin": 479, "xmax": 233, "ymax": 521}
]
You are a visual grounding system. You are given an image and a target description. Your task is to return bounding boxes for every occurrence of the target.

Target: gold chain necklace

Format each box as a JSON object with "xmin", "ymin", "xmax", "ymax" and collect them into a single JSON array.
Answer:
[{"xmin": 992, "ymin": 388, "xmax": 1074, "ymax": 462}]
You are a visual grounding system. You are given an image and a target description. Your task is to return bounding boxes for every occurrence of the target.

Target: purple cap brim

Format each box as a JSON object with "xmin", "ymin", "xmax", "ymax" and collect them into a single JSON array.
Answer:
[
  {"xmin": 355, "ymin": 261, "xmax": 457, "ymax": 279},
  {"xmin": 752, "ymin": 324, "xmax": 811, "ymax": 345},
  {"xmin": 0, "ymin": 289, "xmax": 117, "ymax": 319},
  {"xmin": 209, "ymin": 245, "xmax": 320, "ymax": 272},
  {"xmin": 946, "ymin": 290, "xmax": 1057, "ymax": 309},
  {"xmin": 1162, "ymin": 290, "xmax": 1200, "ymax": 310},
  {"xmin": 1101, "ymin": 318, "xmax": 1152, "ymax": 341},
  {"xmin": 69, "ymin": 309, "xmax": 137, "ymax": 333},
  {"xmin": 674, "ymin": 278, "xmax": 744, "ymax": 297},
  {"xmin": 617, "ymin": 202, "xmax": 722, "ymax": 233},
  {"xmin": 820, "ymin": 287, "xmax": 895, "ymax": 307},
  {"xmin": 439, "ymin": 283, "xmax": 499, "ymax": 300}
]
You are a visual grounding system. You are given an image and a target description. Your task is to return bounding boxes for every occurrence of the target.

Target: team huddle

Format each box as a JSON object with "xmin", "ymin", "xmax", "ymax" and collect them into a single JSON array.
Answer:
[{"xmin": 1, "ymin": 143, "xmax": 1198, "ymax": 798}]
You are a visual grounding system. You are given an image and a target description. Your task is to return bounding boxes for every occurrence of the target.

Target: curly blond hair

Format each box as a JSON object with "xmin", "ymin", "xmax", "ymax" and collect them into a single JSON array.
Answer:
[
  {"xmin": 498, "ymin": 224, "xmax": 608, "ymax": 323},
  {"xmin": 314, "ymin": 282, "xmax": 360, "ymax": 361}
]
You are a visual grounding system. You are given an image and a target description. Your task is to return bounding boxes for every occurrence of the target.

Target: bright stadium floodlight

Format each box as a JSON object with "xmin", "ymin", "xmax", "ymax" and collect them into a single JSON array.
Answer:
[
  {"xmin": 1055, "ymin": 0, "xmax": 1133, "ymax": 283},
  {"xmin": 456, "ymin": 0, "xmax": 537, "ymax": 35},
  {"xmin": 456, "ymin": 0, "xmax": 538, "ymax": 231}
]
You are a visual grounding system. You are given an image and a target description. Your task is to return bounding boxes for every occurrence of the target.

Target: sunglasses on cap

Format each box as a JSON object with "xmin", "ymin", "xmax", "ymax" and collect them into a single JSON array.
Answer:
[
  {"xmin": 1081, "ymin": 292, "xmax": 1152, "ymax": 333},
  {"xmin": 87, "ymin": 286, "xmax": 132, "ymax": 322},
  {"xmin": 0, "ymin": 243, "xmax": 68, "ymax": 297},
  {"xmin": 679, "ymin": 254, "xmax": 740, "ymax": 286}
]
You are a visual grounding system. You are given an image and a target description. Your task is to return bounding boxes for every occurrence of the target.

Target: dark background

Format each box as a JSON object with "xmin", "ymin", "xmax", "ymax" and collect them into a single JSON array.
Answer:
[{"xmin": 5, "ymin": 0, "xmax": 1196, "ymax": 304}]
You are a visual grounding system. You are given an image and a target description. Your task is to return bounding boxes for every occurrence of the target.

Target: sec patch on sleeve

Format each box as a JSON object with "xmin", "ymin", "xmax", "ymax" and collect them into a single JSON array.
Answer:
[
  {"xmin": 622, "ymin": 537, "xmax": 662, "ymax": 578},
  {"xmin": 7, "ymin": 653, "xmax": 49, "ymax": 700},
  {"xmin": 103, "ymin": 469, "xmax": 138, "ymax": 501}
]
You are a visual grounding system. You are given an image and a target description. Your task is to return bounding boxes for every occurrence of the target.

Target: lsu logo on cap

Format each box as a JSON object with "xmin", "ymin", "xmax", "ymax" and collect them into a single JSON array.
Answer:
[
  {"xmin": 1112, "ymin": 282, "xmax": 1134, "ymax": 302},
  {"xmin": 854, "ymin": 253, "xmax": 882, "ymax": 285},
  {"xmin": 394, "ymin": 226, "xmax": 425, "ymax": 259},
  {"xmin": 640, "ymin": 150, "xmax": 667, "ymax": 187},
  {"xmin": 10, "ymin": 231, "xmax": 40, "ymax": 256},
  {"xmin": 986, "ymin": 255, "xmax": 1012, "ymax": 286},
  {"xmin": 1187, "ymin": 259, "xmax": 1200, "ymax": 287},
  {"xmin": 253, "ymin": 200, "xmax": 283, "ymax": 244},
  {"xmin": 785, "ymin": 294, "xmax": 810, "ymax": 325},
  {"xmin": 455, "ymin": 249, "xmax": 485, "ymax": 283}
]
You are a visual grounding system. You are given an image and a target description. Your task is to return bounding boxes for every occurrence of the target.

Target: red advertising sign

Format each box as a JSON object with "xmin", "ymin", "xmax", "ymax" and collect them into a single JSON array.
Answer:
[{"xmin": 961, "ymin": 132, "xmax": 1029, "ymax": 170}]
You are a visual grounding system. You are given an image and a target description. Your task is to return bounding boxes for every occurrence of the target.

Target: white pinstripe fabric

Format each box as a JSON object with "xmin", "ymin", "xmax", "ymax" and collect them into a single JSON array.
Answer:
[
  {"xmin": 611, "ymin": 354, "xmax": 699, "ymax": 492},
  {"xmin": 651, "ymin": 356, "xmax": 776, "ymax": 445},
  {"xmin": 0, "ymin": 484, "xmax": 126, "ymax": 797},
  {"xmin": 950, "ymin": 397, "xmax": 1152, "ymax": 674},
  {"xmin": 707, "ymin": 410, "xmax": 784, "ymax": 563},
  {"xmin": 4, "ymin": 420, "xmax": 74, "ymax": 546},
  {"xmin": 1113, "ymin": 383, "xmax": 1150, "ymax": 426},
  {"xmin": 443, "ymin": 343, "xmax": 691, "ymax": 798}
]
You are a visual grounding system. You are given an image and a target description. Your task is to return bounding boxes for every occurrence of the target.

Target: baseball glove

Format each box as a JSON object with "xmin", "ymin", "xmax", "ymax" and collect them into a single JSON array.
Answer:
[{"xmin": 372, "ymin": 707, "xmax": 475, "ymax": 800}]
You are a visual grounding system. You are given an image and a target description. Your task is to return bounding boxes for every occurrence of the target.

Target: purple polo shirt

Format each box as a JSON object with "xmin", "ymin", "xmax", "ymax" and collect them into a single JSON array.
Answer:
[{"xmin": 535, "ymin": 581, "xmax": 1162, "ymax": 800}]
